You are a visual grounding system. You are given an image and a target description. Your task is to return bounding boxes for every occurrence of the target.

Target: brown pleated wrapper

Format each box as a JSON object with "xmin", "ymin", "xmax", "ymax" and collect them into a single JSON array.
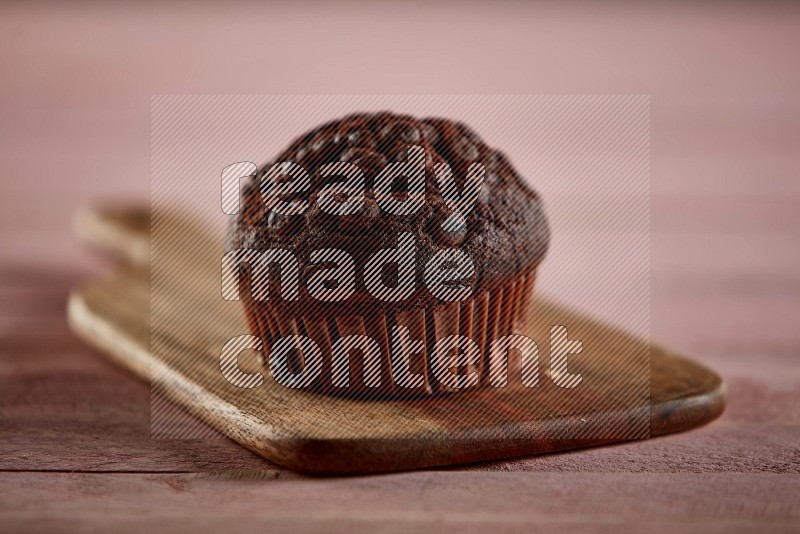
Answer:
[{"xmin": 244, "ymin": 269, "xmax": 537, "ymax": 399}]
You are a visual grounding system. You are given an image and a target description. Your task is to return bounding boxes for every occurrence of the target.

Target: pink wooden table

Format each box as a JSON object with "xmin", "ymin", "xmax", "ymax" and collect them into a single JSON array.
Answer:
[{"xmin": 1, "ymin": 3, "xmax": 798, "ymax": 532}]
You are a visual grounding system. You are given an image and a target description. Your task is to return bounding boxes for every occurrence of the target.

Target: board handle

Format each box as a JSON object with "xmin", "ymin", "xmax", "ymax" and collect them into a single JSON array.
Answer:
[{"xmin": 74, "ymin": 204, "xmax": 150, "ymax": 266}]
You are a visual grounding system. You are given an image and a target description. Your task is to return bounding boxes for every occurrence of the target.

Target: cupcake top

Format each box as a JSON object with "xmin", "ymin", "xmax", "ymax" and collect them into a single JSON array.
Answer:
[{"xmin": 230, "ymin": 112, "xmax": 549, "ymax": 316}]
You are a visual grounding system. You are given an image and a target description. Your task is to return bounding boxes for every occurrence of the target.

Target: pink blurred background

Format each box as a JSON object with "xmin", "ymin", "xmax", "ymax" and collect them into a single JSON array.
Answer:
[{"xmin": 1, "ymin": 1, "xmax": 799, "ymax": 351}]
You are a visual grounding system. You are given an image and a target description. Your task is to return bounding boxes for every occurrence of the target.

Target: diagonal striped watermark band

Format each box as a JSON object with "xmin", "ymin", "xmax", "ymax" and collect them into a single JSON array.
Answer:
[{"xmin": 151, "ymin": 95, "xmax": 650, "ymax": 442}]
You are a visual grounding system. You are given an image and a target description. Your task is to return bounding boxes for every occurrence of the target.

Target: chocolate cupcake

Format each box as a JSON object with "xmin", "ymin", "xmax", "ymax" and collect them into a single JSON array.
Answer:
[{"xmin": 228, "ymin": 112, "xmax": 549, "ymax": 398}]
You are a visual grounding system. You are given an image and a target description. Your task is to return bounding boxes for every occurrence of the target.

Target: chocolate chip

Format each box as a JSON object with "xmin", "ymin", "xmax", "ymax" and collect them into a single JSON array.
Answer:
[
  {"xmin": 309, "ymin": 131, "xmax": 340, "ymax": 163},
  {"xmin": 484, "ymin": 150, "xmax": 501, "ymax": 172},
  {"xmin": 267, "ymin": 210, "xmax": 296, "ymax": 234},
  {"xmin": 337, "ymin": 196, "xmax": 380, "ymax": 234},
  {"xmin": 380, "ymin": 121, "xmax": 422, "ymax": 146},
  {"xmin": 339, "ymin": 147, "xmax": 374, "ymax": 163},
  {"xmin": 437, "ymin": 212, "xmax": 468, "ymax": 246},
  {"xmin": 310, "ymin": 131, "xmax": 333, "ymax": 152},
  {"xmin": 455, "ymin": 122, "xmax": 484, "ymax": 145},
  {"xmin": 484, "ymin": 169, "xmax": 501, "ymax": 187},
  {"xmin": 420, "ymin": 122, "xmax": 440, "ymax": 145},
  {"xmin": 346, "ymin": 129, "xmax": 376, "ymax": 149},
  {"xmin": 477, "ymin": 183, "xmax": 490, "ymax": 204},
  {"xmin": 449, "ymin": 135, "xmax": 480, "ymax": 162},
  {"xmin": 369, "ymin": 111, "xmax": 395, "ymax": 131},
  {"xmin": 389, "ymin": 142, "xmax": 411, "ymax": 162}
]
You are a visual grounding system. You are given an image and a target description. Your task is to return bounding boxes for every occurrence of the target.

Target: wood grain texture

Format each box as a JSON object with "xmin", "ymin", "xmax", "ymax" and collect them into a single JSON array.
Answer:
[
  {"xmin": 1, "ymin": 472, "xmax": 798, "ymax": 534},
  {"xmin": 0, "ymin": 265, "xmax": 274, "ymax": 473},
  {"xmin": 66, "ymin": 207, "xmax": 725, "ymax": 473}
]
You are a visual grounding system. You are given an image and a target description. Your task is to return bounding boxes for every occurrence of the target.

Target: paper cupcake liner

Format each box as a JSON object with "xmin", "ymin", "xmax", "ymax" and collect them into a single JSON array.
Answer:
[{"xmin": 246, "ymin": 268, "xmax": 537, "ymax": 399}]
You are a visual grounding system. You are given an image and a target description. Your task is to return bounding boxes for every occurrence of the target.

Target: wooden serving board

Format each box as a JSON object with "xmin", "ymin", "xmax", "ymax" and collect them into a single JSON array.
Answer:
[{"xmin": 69, "ymin": 206, "xmax": 726, "ymax": 474}]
